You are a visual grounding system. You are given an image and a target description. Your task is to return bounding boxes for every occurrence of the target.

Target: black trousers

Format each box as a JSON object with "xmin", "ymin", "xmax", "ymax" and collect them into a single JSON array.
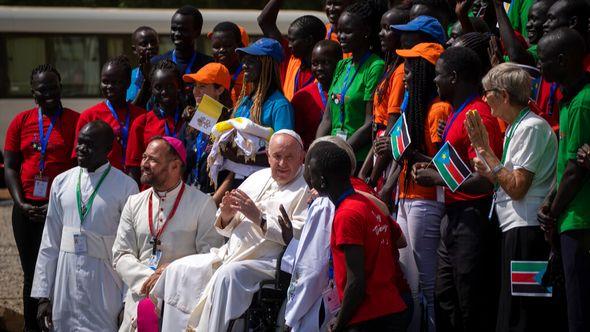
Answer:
[
  {"xmin": 344, "ymin": 312, "xmax": 408, "ymax": 332},
  {"xmin": 12, "ymin": 201, "xmax": 46, "ymax": 332},
  {"xmin": 560, "ymin": 229, "xmax": 590, "ymax": 332},
  {"xmin": 435, "ymin": 197, "xmax": 500, "ymax": 332},
  {"xmin": 496, "ymin": 226, "xmax": 563, "ymax": 332}
]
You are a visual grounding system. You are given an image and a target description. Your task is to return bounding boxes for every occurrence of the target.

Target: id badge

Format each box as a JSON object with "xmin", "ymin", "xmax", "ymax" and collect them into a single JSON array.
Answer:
[
  {"xmin": 73, "ymin": 233, "xmax": 88, "ymax": 254},
  {"xmin": 335, "ymin": 129, "xmax": 348, "ymax": 141},
  {"xmin": 148, "ymin": 250, "xmax": 162, "ymax": 271},
  {"xmin": 322, "ymin": 280, "xmax": 341, "ymax": 314},
  {"xmin": 33, "ymin": 175, "xmax": 49, "ymax": 198}
]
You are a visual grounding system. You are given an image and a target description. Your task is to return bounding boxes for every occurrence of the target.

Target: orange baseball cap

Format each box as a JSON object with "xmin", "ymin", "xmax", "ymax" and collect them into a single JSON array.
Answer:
[
  {"xmin": 183, "ymin": 63, "xmax": 231, "ymax": 90},
  {"xmin": 396, "ymin": 42, "xmax": 445, "ymax": 65}
]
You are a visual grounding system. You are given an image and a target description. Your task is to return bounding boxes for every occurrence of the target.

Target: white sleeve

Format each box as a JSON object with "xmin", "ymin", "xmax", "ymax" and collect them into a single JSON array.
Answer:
[
  {"xmin": 195, "ymin": 195, "xmax": 224, "ymax": 253},
  {"xmin": 264, "ymin": 188, "xmax": 310, "ymax": 245},
  {"xmin": 508, "ymin": 124, "xmax": 553, "ymax": 174},
  {"xmin": 112, "ymin": 197, "xmax": 153, "ymax": 296},
  {"xmin": 30, "ymin": 181, "xmax": 63, "ymax": 299}
]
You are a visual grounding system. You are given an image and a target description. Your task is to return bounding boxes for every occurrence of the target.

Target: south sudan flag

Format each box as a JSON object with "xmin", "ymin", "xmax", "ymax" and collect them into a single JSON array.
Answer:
[
  {"xmin": 432, "ymin": 142, "xmax": 471, "ymax": 192},
  {"xmin": 390, "ymin": 113, "xmax": 411, "ymax": 161},
  {"xmin": 511, "ymin": 261, "xmax": 552, "ymax": 297}
]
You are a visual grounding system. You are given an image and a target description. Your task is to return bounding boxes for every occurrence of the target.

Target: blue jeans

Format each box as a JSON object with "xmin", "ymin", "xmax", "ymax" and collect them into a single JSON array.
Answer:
[{"xmin": 397, "ymin": 199, "xmax": 445, "ymax": 332}]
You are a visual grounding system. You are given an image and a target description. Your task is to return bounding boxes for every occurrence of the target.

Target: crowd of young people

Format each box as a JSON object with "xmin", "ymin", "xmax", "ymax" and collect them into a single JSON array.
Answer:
[{"xmin": 3, "ymin": 0, "xmax": 590, "ymax": 331}]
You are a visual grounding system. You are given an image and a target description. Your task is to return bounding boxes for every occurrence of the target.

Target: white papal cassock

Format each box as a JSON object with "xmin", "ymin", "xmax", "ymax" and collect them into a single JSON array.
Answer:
[
  {"xmin": 151, "ymin": 167, "xmax": 310, "ymax": 332},
  {"xmin": 31, "ymin": 163, "xmax": 138, "ymax": 332},
  {"xmin": 112, "ymin": 182, "xmax": 223, "ymax": 331}
]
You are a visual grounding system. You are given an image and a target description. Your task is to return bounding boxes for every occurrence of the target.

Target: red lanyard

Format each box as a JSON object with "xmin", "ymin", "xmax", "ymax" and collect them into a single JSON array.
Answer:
[{"xmin": 148, "ymin": 183, "xmax": 185, "ymax": 242}]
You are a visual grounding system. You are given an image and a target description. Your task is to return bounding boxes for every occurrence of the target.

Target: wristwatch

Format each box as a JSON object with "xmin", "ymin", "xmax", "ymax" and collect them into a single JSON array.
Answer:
[{"xmin": 491, "ymin": 164, "xmax": 504, "ymax": 176}]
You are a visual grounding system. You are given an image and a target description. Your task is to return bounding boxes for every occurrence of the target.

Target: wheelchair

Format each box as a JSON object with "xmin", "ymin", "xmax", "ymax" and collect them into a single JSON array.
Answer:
[{"xmin": 227, "ymin": 250, "xmax": 291, "ymax": 332}]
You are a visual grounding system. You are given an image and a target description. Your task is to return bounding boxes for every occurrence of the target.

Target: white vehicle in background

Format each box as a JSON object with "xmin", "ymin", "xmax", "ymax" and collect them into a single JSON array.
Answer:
[{"xmin": 0, "ymin": 6, "xmax": 325, "ymax": 148}]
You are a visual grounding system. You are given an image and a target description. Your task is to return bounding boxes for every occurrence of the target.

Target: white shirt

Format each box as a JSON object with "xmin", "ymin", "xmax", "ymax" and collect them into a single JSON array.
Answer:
[
  {"xmin": 31, "ymin": 163, "xmax": 138, "ymax": 332},
  {"xmin": 495, "ymin": 111, "xmax": 557, "ymax": 232}
]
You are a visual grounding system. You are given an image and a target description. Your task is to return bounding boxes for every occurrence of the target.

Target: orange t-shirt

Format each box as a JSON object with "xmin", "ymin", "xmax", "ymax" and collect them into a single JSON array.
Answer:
[
  {"xmin": 373, "ymin": 63, "xmax": 405, "ymax": 126},
  {"xmin": 398, "ymin": 98, "xmax": 452, "ymax": 200}
]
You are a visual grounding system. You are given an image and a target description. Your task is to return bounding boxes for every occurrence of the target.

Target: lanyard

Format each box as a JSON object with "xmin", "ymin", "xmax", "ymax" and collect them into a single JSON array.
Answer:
[
  {"xmin": 338, "ymin": 52, "xmax": 371, "ymax": 128},
  {"xmin": 37, "ymin": 107, "xmax": 63, "ymax": 173},
  {"xmin": 547, "ymin": 83, "xmax": 558, "ymax": 117},
  {"xmin": 191, "ymin": 132, "xmax": 209, "ymax": 183},
  {"xmin": 172, "ymin": 50, "xmax": 197, "ymax": 75},
  {"xmin": 294, "ymin": 67, "xmax": 314, "ymax": 95},
  {"xmin": 442, "ymin": 95, "xmax": 476, "ymax": 142},
  {"xmin": 230, "ymin": 65, "xmax": 243, "ymax": 93},
  {"xmin": 105, "ymin": 100, "xmax": 131, "ymax": 163},
  {"xmin": 501, "ymin": 108, "xmax": 529, "ymax": 164},
  {"xmin": 326, "ymin": 25, "xmax": 334, "ymax": 39},
  {"xmin": 335, "ymin": 187, "xmax": 355, "ymax": 207},
  {"xmin": 318, "ymin": 83, "xmax": 327, "ymax": 109},
  {"xmin": 400, "ymin": 90, "xmax": 409, "ymax": 114},
  {"xmin": 160, "ymin": 107, "xmax": 181, "ymax": 137},
  {"xmin": 76, "ymin": 165, "xmax": 111, "ymax": 223},
  {"xmin": 148, "ymin": 183, "xmax": 186, "ymax": 253},
  {"xmin": 133, "ymin": 69, "xmax": 142, "ymax": 88}
]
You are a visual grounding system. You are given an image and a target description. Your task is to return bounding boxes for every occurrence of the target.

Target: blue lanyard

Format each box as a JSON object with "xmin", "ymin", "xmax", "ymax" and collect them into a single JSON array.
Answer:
[
  {"xmin": 338, "ymin": 52, "xmax": 371, "ymax": 126},
  {"xmin": 37, "ymin": 106, "xmax": 63, "ymax": 173},
  {"xmin": 318, "ymin": 83, "xmax": 327, "ymax": 109},
  {"xmin": 442, "ymin": 95, "xmax": 476, "ymax": 142},
  {"xmin": 160, "ymin": 107, "xmax": 181, "ymax": 137},
  {"xmin": 294, "ymin": 67, "xmax": 314, "ymax": 95},
  {"xmin": 400, "ymin": 90, "xmax": 409, "ymax": 114},
  {"xmin": 105, "ymin": 100, "xmax": 131, "ymax": 164},
  {"xmin": 232, "ymin": 65, "xmax": 243, "ymax": 83},
  {"xmin": 172, "ymin": 50, "xmax": 197, "ymax": 75},
  {"xmin": 191, "ymin": 132, "xmax": 208, "ymax": 183},
  {"xmin": 547, "ymin": 83, "xmax": 558, "ymax": 117},
  {"xmin": 326, "ymin": 25, "xmax": 334, "ymax": 39}
]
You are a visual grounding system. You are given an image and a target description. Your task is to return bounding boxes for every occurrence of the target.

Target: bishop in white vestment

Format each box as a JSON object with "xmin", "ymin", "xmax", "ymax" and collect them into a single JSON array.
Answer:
[
  {"xmin": 31, "ymin": 121, "xmax": 139, "ymax": 331},
  {"xmin": 112, "ymin": 136, "xmax": 223, "ymax": 331},
  {"xmin": 151, "ymin": 130, "xmax": 310, "ymax": 332}
]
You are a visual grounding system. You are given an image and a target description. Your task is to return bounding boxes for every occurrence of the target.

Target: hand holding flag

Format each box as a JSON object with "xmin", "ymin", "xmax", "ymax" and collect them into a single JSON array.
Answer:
[
  {"xmin": 390, "ymin": 113, "xmax": 411, "ymax": 161},
  {"xmin": 432, "ymin": 141, "xmax": 472, "ymax": 192}
]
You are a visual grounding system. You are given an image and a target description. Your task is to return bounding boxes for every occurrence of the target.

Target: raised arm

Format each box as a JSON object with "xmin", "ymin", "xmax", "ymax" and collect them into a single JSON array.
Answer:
[
  {"xmin": 258, "ymin": 0, "xmax": 284, "ymax": 41},
  {"xmin": 492, "ymin": 0, "xmax": 535, "ymax": 66}
]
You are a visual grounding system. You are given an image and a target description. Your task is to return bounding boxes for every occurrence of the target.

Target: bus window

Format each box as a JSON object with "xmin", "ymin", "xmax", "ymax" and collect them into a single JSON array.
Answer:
[
  {"xmin": 49, "ymin": 36, "xmax": 100, "ymax": 97},
  {"xmin": 6, "ymin": 36, "xmax": 46, "ymax": 96}
]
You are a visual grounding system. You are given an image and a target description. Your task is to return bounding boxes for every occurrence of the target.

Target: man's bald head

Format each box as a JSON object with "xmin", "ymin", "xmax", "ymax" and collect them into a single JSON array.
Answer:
[
  {"xmin": 76, "ymin": 120, "xmax": 114, "ymax": 170},
  {"xmin": 538, "ymin": 27, "xmax": 586, "ymax": 82},
  {"xmin": 267, "ymin": 131, "xmax": 305, "ymax": 185}
]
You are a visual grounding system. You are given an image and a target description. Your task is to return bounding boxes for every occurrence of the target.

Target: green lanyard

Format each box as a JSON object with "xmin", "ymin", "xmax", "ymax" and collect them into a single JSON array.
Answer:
[
  {"xmin": 76, "ymin": 165, "xmax": 111, "ymax": 223},
  {"xmin": 501, "ymin": 107, "xmax": 530, "ymax": 164}
]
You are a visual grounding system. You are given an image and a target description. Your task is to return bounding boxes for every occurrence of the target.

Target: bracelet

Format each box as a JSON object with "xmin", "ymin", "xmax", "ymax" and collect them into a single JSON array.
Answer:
[
  {"xmin": 259, "ymin": 214, "xmax": 267, "ymax": 230},
  {"xmin": 491, "ymin": 164, "xmax": 504, "ymax": 176}
]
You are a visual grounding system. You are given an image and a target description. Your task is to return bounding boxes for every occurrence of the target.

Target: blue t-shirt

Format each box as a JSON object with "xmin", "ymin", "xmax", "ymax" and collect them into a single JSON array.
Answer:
[
  {"xmin": 233, "ymin": 89, "xmax": 295, "ymax": 131},
  {"xmin": 126, "ymin": 67, "xmax": 142, "ymax": 102}
]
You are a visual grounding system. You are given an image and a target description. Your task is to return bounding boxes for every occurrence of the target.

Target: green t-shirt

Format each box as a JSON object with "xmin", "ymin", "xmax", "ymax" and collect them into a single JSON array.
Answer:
[
  {"xmin": 557, "ymin": 83, "xmax": 590, "ymax": 233},
  {"xmin": 328, "ymin": 53, "xmax": 385, "ymax": 160},
  {"xmin": 508, "ymin": 0, "xmax": 534, "ymax": 39}
]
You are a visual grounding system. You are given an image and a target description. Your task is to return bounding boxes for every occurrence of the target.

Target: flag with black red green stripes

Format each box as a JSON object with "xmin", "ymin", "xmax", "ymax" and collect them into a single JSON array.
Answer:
[
  {"xmin": 390, "ymin": 113, "xmax": 411, "ymax": 161},
  {"xmin": 511, "ymin": 261, "xmax": 552, "ymax": 297},
  {"xmin": 432, "ymin": 141, "xmax": 471, "ymax": 192}
]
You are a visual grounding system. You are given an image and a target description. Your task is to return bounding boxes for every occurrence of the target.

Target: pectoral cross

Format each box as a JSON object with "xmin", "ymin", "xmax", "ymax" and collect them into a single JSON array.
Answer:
[{"xmin": 150, "ymin": 236, "xmax": 161, "ymax": 255}]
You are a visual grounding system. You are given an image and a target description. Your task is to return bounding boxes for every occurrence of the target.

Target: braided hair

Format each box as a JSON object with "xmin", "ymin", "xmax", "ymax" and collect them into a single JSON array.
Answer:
[
  {"xmin": 30, "ymin": 64, "xmax": 61, "ymax": 86},
  {"xmin": 212, "ymin": 21, "xmax": 243, "ymax": 47},
  {"xmin": 235, "ymin": 56, "xmax": 282, "ymax": 124},
  {"xmin": 290, "ymin": 15, "xmax": 327, "ymax": 45},
  {"xmin": 344, "ymin": 0, "xmax": 389, "ymax": 57},
  {"xmin": 402, "ymin": 57, "xmax": 437, "ymax": 193},
  {"xmin": 103, "ymin": 55, "xmax": 132, "ymax": 82}
]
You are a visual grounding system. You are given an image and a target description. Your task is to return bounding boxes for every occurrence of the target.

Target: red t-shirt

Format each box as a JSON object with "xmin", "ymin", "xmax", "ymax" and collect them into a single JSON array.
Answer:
[
  {"xmin": 4, "ymin": 108, "xmax": 79, "ymax": 201},
  {"xmin": 443, "ymin": 97, "xmax": 502, "ymax": 204},
  {"xmin": 73, "ymin": 101, "xmax": 146, "ymax": 170},
  {"xmin": 125, "ymin": 111, "xmax": 184, "ymax": 168},
  {"xmin": 331, "ymin": 192, "xmax": 407, "ymax": 325},
  {"xmin": 533, "ymin": 78, "xmax": 562, "ymax": 133},
  {"xmin": 291, "ymin": 81, "xmax": 326, "ymax": 149}
]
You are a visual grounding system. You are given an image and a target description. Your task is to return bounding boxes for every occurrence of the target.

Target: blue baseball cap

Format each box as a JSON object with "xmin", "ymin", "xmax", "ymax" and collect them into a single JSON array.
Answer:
[
  {"xmin": 236, "ymin": 37, "xmax": 284, "ymax": 63},
  {"xmin": 391, "ymin": 15, "xmax": 447, "ymax": 45}
]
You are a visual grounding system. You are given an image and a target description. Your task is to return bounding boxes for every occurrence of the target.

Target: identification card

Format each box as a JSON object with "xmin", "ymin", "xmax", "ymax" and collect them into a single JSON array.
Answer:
[
  {"xmin": 335, "ymin": 129, "xmax": 348, "ymax": 141},
  {"xmin": 322, "ymin": 280, "xmax": 341, "ymax": 314},
  {"xmin": 73, "ymin": 233, "xmax": 88, "ymax": 254},
  {"xmin": 148, "ymin": 250, "xmax": 162, "ymax": 271},
  {"xmin": 33, "ymin": 175, "xmax": 49, "ymax": 198}
]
